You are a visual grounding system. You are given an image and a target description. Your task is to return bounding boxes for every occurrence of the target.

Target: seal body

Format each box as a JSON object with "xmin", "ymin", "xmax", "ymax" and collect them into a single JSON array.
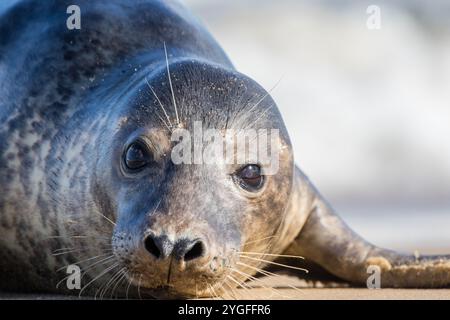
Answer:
[
  {"xmin": 0, "ymin": 0, "xmax": 297, "ymax": 297},
  {"xmin": 1, "ymin": 0, "xmax": 449, "ymax": 298}
]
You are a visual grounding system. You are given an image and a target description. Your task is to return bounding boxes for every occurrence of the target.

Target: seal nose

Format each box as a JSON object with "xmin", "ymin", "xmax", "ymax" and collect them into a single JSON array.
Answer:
[
  {"xmin": 144, "ymin": 235, "xmax": 205, "ymax": 262},
  {"xmin": 174, "ymin": 239, "xmax": 205, "ymax": 262},
  {"xmin": 144, "ymin": 234, "xmax": 173, "ymax": 259}
]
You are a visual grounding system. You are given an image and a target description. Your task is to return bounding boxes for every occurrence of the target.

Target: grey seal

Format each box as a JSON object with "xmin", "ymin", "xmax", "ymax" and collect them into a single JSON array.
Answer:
[{"xmin": 0, "ymin": 0, "xmax": 449, "ymax": 298}]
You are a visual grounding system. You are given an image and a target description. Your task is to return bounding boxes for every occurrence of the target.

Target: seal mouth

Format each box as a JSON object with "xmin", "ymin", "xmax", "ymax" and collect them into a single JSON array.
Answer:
[
  {"xmin": 139, "ymin": 283, "xmax": 208, "ymax": 299},
  {"xmin": 122, "ymin": 266, "xmax": 216, "ymax": 299},
  {"xmin": 149, "ymin": 288, "xmax": 191, "ymax": 299}
]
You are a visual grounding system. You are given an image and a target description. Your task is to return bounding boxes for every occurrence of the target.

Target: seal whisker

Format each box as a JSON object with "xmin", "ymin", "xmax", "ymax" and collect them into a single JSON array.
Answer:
[
  {"xmin": 95, "ymin": 276, "xmax": 112, "ymax": 300},
  {"xmin": 53, "ymin": 245, "xmax": 111, "ymax": 253},
  {"xmin": 52, "ymin": 248, "xmax": 103, "ymax": 256},
  {"xmin": 243, "ymin": 235, "xmax": 278, "ymax": 245},
  {"xmin": 125, "ymin": 271, "xmax": 133, "ymax": 300},
  {"xmin": 137, "ymin": 274, "xmax": 143, "ymax": 300},
  {"xmin": 97, "ymin": 267, "xmax": 123, "ymax": 299},
  {"xmin": 237, "ymin": 252, "xmax": 305, "ymax": 260},
  {"xmin": 97, "ymin": 212, "xmax": 116, "ymax": 227},
  {"xmin": 226, "ymin": 274, "xmax": 252, "ymax": 297},
  {"xmin": 229, "ymin": 267, "xmax": 289, "ymax": 299},
  {"xmin": 206, "ymin": 283, "xmax": 217, "ymax": 299},
  {"xmin": 163, "ymin": 42, "xmax": 180, "ymax": 126},
  {"xmin": 56, "ymin": 254, "xmax": 116, "ymax": 289},
  {"xmin": 48, "ymin": 235, "xmax": 111, "ymax": 240},
  {"xmin": 243, "ymin": 104, "xmax": 275, "ymax": 131},
  {"xmin": 206, "ymin": 282, "xmax": 222, "ymax": 300},
  {"xmin": 221, "ymin": 280, "xmax": 239, "ymax": 300},
  {"xmin": 79, "ymin": 255, "xmax": 117, "ymax": 282},
  {"xmin": 227, "ymin": 91, "xmax": 252, "ymax": 130},
  {"xmin": 236, "ymin": 262, "xmax": 305, "ymax": 295},
  {"xmin": 98, "ymin": 266, "xmax": 126, "ymax": 300},
  {"xmin": 56, "ymin": 252, "xmax": 113, "ymax": 272},
  {"xmin": 78, "ymin": 262, "xmax": 119, "ymax": 298},
  {"xmin": 146, "ymin": 77, "xmax": 173, "ymax": 129},
  {"xmin": 239, "ymin": 255, "xmax": 309, "ymax": 273},
  {"xmin": 231, "ymin": 76, "xmax": 282, "ymax": 131},
  {"xmin": 154, "ymin": 111, "xmax": 172, "ymax": 133},
  {"xmin": 240, "ymin": 77, "xmax": 281, "ymax": 123},
  {"xmin": 52, "ymin": 247, "xmax": 112, "ymax": 256},
  {"xmin": 218, "ymin": 281, "xmax": 235, "ymax": 300},
  {"xmin": 53, "ymin": 247, "xmax": 78, "ymax": 253},
  {"xmin": 110, "ymin": 269, "xmax": 128, "ymax": 299}
]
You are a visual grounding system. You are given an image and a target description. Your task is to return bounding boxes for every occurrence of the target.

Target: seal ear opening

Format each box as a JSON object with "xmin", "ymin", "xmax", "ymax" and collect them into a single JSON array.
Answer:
[{"xmin": 282, "ymin": 166, "xmax": 450, "ymax": 288}]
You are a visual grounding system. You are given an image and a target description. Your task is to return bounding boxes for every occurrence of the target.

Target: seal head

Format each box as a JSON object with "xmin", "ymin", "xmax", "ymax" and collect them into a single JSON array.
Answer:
[{"xmin": 86, "ymin": 59, "xmax": 294, "ymax": 298}]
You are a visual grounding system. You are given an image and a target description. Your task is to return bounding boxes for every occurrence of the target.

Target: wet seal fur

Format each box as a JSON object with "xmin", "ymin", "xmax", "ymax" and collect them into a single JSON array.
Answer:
[{"xmin": 0, "ymin": 0, "xmax": 449, "ymax": 298}]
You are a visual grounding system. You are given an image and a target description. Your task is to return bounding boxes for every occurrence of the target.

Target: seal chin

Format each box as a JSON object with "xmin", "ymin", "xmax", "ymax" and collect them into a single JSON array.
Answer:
[
  {"xmin": 125, "ymin": 268, "xmax": 226, "ymax": 299},
  {"xmin": 141, "ymin": 285, "xmax": 211, "ymax": 299}
]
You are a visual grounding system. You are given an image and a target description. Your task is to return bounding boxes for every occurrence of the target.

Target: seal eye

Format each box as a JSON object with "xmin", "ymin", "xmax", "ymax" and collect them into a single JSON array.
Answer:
[
  {"xmin": 235, "ymin": 164, "xmax": 264, "ymax": 192},
  {"xmin": 124, "ymin": 141, "xmax": 152, "ymax": 171}
]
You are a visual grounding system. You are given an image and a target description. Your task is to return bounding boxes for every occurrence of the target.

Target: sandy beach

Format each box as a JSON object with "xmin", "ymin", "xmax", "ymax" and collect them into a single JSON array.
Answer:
[
  {"xmin": 1, "ymin": 273, "xmax": 450, "ymax": 300},
  {"xmin": 1, "ymin": 287, "xmax": 450, "ymax": 300},
  {"xmin": 236, "ymin": 287, "xmax": 450, "ymax": 300}
]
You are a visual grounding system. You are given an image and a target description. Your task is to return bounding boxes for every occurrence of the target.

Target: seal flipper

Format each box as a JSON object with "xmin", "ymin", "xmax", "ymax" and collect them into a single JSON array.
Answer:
[{"xmin": 283, "ymin": 167, "xmax": 450, "ymax": 288}]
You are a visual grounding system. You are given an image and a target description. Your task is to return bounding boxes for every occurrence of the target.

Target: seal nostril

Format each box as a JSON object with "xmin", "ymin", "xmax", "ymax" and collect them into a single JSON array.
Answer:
[
  {"xmin": 184, "ymin": 241, "xmax": 204, "ymax": 261},
  {"xmin": 144, "ymin": 235, "xmax": 161, "ymax": 259}
]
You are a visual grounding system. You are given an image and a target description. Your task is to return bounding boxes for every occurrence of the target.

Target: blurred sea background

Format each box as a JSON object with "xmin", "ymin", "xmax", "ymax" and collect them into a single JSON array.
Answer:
[{"xmin": 183, "ymin": 0, "xmax": 450, "ymax": 253}]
